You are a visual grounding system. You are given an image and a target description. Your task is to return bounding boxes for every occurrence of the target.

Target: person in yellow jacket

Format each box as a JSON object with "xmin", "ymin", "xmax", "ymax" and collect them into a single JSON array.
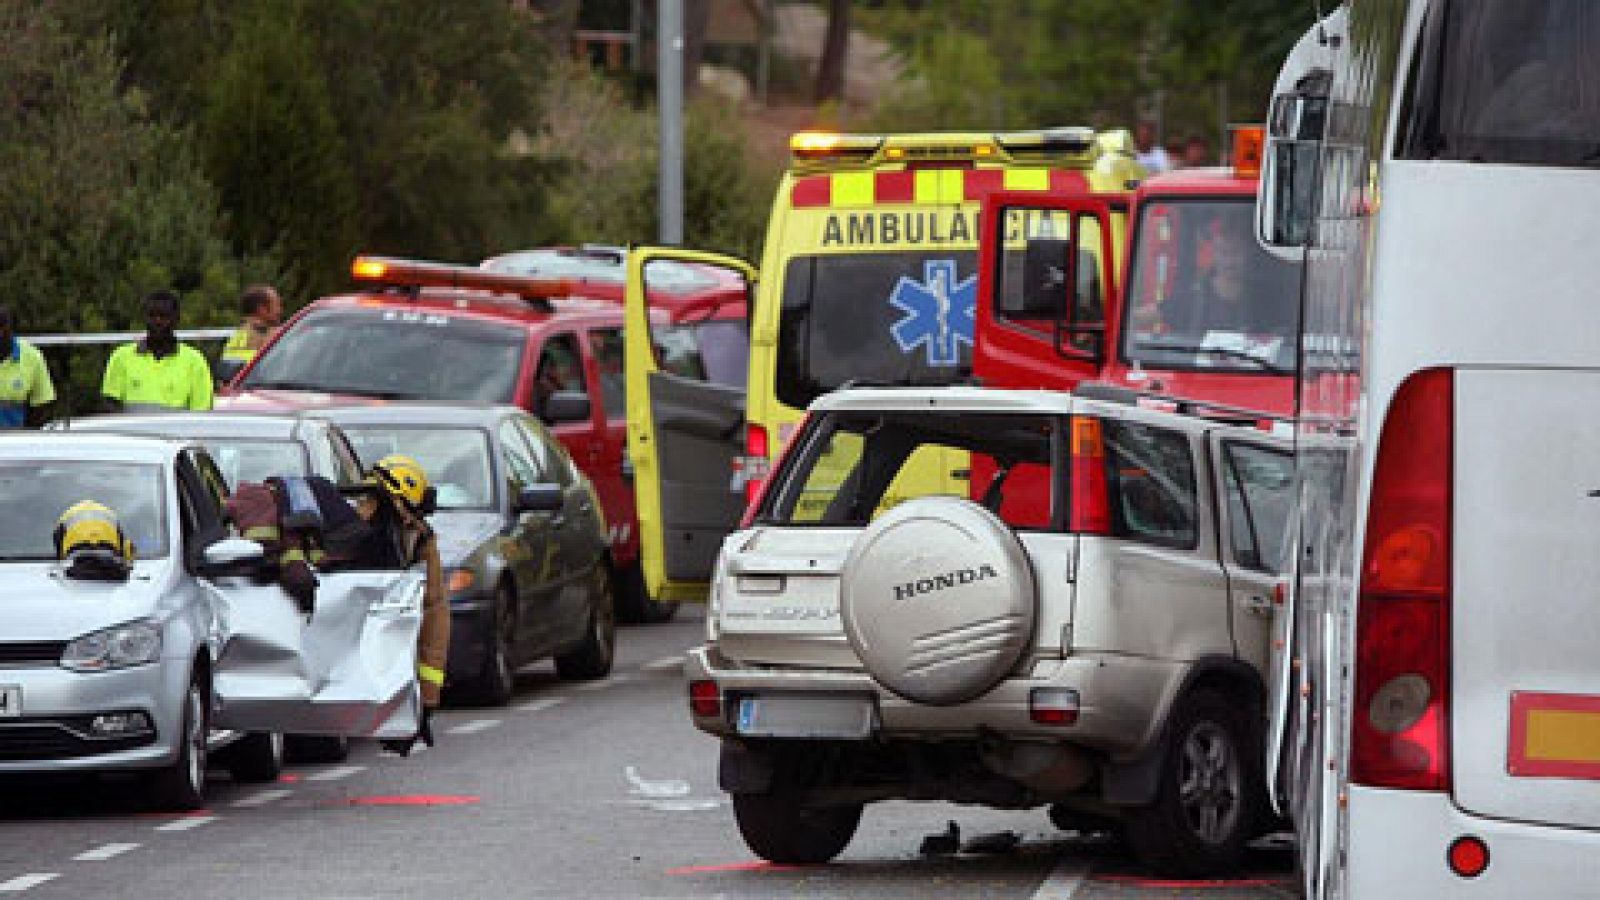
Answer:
[
  {"xmin": 354, "ymin": 454, "xmax": 448, "ymax": 756},
  {"xmin": 0, "ymin": 304, "xmax": 56, "ymax": 428},
  {"xmin": 216, "ymin": 284, "xmax": 282, "ymax": 384},
  {"xmin": 101, "ymin": 290, "xmax": 213, "ymax": 412}
]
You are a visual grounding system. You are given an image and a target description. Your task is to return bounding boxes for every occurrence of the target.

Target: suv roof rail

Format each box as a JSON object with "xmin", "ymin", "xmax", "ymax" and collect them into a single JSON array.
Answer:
[{"xmin": 1072, "ymin": 381, "xmax": 1294, "ymax": 428}]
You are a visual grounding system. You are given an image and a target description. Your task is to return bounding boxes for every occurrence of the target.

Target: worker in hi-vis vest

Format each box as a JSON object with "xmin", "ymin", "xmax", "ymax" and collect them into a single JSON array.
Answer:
[
  {"xmin": 0, "ymin": 303, "xmax": 56, "ymax": 428},
  {"xmin": 101, "ymin": 290, "xmax": 213, "ymax": 413},
  {"xmin": 216, "ymin": 284, "xmax": 282, "ymax": 384}
]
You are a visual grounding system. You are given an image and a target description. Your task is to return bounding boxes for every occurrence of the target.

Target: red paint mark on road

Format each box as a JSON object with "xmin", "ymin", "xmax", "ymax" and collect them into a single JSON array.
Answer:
[
  {"xmin": 343, "ymin": 795, "xmax": 480, "ymax": 807},
  {"xmin": 665, "ymin": 861, "xmax": 806, "ymax": 875},
  {"xmin": 277, "ymin": 774, "xmax": 301, "ymax": 784},
  {"xmin": 1092, "ymin": 873, "xmax": 1293, "ymax": 889}
]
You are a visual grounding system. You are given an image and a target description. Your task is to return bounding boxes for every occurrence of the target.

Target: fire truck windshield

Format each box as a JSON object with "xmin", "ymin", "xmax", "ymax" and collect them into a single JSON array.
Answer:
[{"xmin": 1121, "ymin": 199, "xmax": 1300, "ymax": 374}]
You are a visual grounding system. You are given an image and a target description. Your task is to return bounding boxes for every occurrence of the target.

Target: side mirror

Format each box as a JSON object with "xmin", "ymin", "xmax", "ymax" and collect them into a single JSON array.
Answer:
[
  {"xmin": 198, "ymin": 537, "xmax": 269, "ymax": 578},
  {"xmin": 1259, "ymin": 91, "xmax": 1328, "ymax": 250},
  {"xmin": 515, "ymin": 484, "xmax": 565, "ymax": 514},
  {"xmin": 541, "ymin": 390, "xmax": 590, "ymax": 425}
]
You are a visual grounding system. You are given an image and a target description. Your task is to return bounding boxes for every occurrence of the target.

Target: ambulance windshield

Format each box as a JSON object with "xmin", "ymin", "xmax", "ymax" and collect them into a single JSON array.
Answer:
[{"xmin": 776, "ymin": 251, "xmax": 979, "ymax": 409}]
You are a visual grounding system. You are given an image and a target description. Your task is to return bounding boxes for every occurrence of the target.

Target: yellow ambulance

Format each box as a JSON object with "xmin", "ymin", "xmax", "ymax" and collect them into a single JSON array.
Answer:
[{"xmin": 625, "ymin": 127, "xmax": 1144, "ymax": 604}]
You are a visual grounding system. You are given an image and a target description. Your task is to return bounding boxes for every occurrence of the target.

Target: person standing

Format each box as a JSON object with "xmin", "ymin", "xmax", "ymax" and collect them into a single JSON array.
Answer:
[
  {"xmin": 217, "ymin": 284, "xmax": 283, "ymax": 383},
  {"xmin": 101, "ymin": 290, "xmax": 214, "ymax": 412},
  {"xmin": 1134, "ymin": 120, "xmax": 1172, "ymax": 173},
  {"xmin": 0, "ymin": 304, "xmax": 56, "ymax": 428}
]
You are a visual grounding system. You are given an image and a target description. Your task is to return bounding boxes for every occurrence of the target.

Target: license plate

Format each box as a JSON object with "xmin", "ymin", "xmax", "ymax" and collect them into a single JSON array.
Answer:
[
  {"xmin": 736, "ymin": 693, "xmax": 876, "ymax": 740},
  {"xmin": 0, "ymin": 686, "xmax": 20, "ymax": 718}
]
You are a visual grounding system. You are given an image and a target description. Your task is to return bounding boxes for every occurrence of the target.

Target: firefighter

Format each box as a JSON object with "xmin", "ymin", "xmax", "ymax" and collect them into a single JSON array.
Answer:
[
  {"xmin": 357, "ymin": 454, "xmax": 448, "ymax": 756},
  {"xmin": 54, "ymin": 501, "xmax": 134, "ymax": 581}
]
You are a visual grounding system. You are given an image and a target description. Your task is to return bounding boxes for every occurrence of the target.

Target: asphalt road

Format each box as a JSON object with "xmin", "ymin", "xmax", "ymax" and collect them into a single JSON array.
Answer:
[{"xmin": 0, "ymin": 611, "xmax": 1295, "ymax": 899}]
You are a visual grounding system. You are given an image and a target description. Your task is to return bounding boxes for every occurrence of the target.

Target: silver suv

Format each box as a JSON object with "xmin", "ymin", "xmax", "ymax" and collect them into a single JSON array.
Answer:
[{"xmin": 685, "ymin": 386, "xmax": 1293, "ymax": 876}]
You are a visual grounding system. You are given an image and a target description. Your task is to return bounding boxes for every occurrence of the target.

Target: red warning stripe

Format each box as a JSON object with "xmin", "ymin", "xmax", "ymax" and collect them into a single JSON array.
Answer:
[{"xmin": 344, "ymin": 795, "xmax": 481, "ymax": 806}]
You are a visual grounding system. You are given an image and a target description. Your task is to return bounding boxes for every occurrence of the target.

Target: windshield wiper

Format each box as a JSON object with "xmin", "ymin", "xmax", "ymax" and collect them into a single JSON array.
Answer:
[{"xmin": 1137, "ymin": 341, "xmax": 1292, "ymax": 375}]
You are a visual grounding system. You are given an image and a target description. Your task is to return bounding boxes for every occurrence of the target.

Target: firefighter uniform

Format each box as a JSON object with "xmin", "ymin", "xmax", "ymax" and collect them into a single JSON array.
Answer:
[
  {"xmin": 0, "ymin": 337, "xmax": 55, "ymax": 428},
  {"xmin": 101, "ymin": 342, "xmax": 214, "ymax": 411}
]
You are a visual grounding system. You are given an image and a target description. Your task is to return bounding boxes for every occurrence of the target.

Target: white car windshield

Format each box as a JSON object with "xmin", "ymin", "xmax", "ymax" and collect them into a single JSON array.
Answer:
[
  {"xmin": 0, "ymin": 461, "xmax": 168, "ymax": 561},
  {"xmin": 340, "ymin": 427, "xmax": 496, "ymax": 511}
]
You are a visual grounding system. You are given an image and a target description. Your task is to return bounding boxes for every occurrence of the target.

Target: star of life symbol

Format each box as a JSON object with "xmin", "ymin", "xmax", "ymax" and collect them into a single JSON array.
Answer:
[{"xmin": 888, "ymin": 259, "xmax": 976, "ymax": 367}]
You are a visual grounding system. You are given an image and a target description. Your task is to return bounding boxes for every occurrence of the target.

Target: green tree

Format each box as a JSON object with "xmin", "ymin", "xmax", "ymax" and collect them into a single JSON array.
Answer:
[{"xmin": 0, "ymin": 1, "xmax": 281, "ymax": 412}]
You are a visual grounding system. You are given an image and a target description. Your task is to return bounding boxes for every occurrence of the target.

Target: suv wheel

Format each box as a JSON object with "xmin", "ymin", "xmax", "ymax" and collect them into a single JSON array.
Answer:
[
  {"xmin": 223, "ymin": 731, "xmax": 285, "ymax": 784},
  {"xmin": 144, "ymin": 675, "xmax": 209, "ymax": 811},
  {"xmin": 733, "ymin": 792, "xmax": 863, "ymax": 864},
  {"xmin": 555, "ymin": 565, "xmax": 616, "ymax": 680},
  {"xmin": 1126, "ymin": 690, "xmax": 1261, "ymax": 877}
]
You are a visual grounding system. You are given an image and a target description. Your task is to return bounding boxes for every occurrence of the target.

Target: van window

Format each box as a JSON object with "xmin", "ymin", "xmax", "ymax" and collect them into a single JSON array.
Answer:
[
  {"xmin": 654, "ymin": 320, "xmax": 749, "ymax": 388},
  {"xmin": 588, "ymin": 328, "xmax": 626, "ymax": 420},
  {"xmin": 994, "ymin": 208, "xmax": 1106, "ymax": 351},
  {"xmin": 1102, "ymin": 420, "xmax": 1197, "ymax": 549},
  {"xmin": 1222, "ymin": 442, "xmax": 1294, "ymax": 571},
  {"xmin": 776, "ymin": 252, "xmax": 979, "ymax": 409}
]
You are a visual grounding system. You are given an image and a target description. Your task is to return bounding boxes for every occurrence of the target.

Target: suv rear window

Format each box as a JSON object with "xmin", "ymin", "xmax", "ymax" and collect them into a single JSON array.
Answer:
[
  {"xmin": 763, "ymin": 411, "xmax": 1061, "ymax": 530},
  {"xmin": 244, "ymin": 309, "xmax": 526, "ymax": 403}
]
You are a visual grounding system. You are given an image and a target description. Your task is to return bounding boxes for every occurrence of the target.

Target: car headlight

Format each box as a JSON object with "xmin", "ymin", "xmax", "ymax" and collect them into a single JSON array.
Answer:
[{"xmin": 61, "ymin": 621, "xmax": 163, "ymax": 672}]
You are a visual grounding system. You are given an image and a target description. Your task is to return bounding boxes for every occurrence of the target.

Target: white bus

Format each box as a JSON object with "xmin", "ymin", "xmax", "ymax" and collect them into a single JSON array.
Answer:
[{"xmin": 1261, "ymin": 2, "xmax": 1600, "ymax": 896}]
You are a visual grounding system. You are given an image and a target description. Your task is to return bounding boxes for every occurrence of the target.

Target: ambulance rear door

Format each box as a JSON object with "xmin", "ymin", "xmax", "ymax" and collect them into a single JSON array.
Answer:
[{"xmin": 624, "ymin": 248, "xmax": 757, "ymax": 604}]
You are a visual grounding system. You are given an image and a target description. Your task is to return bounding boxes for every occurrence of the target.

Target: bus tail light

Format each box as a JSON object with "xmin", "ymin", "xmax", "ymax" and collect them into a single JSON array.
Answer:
[
  {"xmin": 1351, "ymin": 367, "xmax": 1452, "ymax": 791},
  {"xmin": 1069, "ymin": 416, "xmax": 1111, "ymax": 535}
]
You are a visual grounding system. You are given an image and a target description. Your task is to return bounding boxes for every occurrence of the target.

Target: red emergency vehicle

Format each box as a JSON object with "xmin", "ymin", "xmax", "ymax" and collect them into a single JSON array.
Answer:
[
  {"xmin": 975, "ymin": 127, "xmax": 1300, "ymax": 418},
  {"xmin": 218, "ymin": 247, "xmax": 748, "ymax": 622}
]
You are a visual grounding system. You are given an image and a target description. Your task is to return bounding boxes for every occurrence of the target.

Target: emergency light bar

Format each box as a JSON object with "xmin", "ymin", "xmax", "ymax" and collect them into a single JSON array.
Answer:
[
  {"xmin": 351, "ymin": 255, "xmax": 573, "ymax": 307},
  {"xmin": 790, "ymin": 126, "xmax": 1103, "ymax": 171}
]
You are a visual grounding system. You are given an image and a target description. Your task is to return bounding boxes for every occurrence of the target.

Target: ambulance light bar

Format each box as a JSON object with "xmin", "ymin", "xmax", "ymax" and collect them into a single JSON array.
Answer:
[
  {"xmin": 997, "ymin": 126, "xmax": 1097, "ymax": 159},
  {"xmin": 351, "ymin": 255, "xmax": 573, "ymax": 307}
]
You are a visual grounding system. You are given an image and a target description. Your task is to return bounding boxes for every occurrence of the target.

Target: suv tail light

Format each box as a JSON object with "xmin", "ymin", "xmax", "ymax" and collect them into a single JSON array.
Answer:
[
  {"xmin": 1069, "ymin": 416, "xmax": 1111, "ymax": 534},
  {"xmin": 1351, "ymin": 367, "xmax": 1452, "ymax": 790},
  {"xmin": 688, "ymin": 680, "xmax": 722, "ymax": 718}
]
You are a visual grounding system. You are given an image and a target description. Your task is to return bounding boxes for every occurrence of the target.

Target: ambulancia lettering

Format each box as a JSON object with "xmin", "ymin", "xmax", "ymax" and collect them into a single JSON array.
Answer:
[{"xmin": 893, "ymin": 563, "xmax": 999, "ymax": 602}]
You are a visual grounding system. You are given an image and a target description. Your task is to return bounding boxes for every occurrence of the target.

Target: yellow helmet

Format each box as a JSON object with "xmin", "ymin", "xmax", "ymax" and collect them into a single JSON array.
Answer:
[
  {"xmin": 370, "ymin": 454, "xmax": 430, "ymax": 508},
  {"xmin": 53, "ymin": 501, "xmax": 133, "ymax": 565}
]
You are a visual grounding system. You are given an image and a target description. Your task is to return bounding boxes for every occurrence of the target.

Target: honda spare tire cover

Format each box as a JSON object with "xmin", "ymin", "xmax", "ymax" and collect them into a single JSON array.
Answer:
[{"xmin": 840, "ymin": 496, "xmax": 1037, "ymax": 706}]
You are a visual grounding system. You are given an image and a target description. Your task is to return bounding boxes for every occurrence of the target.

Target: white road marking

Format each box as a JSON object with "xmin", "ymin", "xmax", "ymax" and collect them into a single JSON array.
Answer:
[
  {"xmin": 577, "ymin": 672, "xmax": 638, "ymax": 692},
  {"xmin": 1030, "ymin": 859, "xmax": 1091, "ymax": 899},
  {"xmin": 514, "ymin": 696, "xmax": 567, "ymax": 714},
  {"xmin": 0, "ymin": 874, "xmax": 58, "ymax": 892},
  {"xmin": 154, "ymin": 815, "xmax": 216, "ymax": 833},
  {"xmin": 232, "ymin": 788, "xmax": 292, "ymax": 808},
  {"xmin": 446, "ymin": 718, "xmax": 502, "ymax": 735},
  {"xmin": 306, "ymin": 764, "xmax": 364, "ymax": 782},
  {"xmin": 74, "ymin": 843, "xmax": 140, "ymax": 862},
  {"xmin": 643, "ymin": 656, "xmax": 682, "ymax": 672}
]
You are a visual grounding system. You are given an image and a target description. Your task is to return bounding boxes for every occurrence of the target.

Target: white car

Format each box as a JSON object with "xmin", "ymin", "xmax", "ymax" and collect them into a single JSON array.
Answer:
[
  {"xmin": 685, "ymin": 386, "xmax": 1294, "ymax": 875},
  {"xmin": 0, "ymin": 433, "xmax": 423, "ymax": 809}
]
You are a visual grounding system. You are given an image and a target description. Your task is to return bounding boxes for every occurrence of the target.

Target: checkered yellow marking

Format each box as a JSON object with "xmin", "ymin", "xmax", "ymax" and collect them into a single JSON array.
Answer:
[
  {"xmin": 1004, "ymin": 168, "xmax": 1051, "ymax": 191},
  {"xmin": 831, "ymin": 171, "xmax": 875, "ymax": 206}
]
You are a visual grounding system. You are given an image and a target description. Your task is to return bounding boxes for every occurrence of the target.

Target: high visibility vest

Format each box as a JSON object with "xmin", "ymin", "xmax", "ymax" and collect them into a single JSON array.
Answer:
[
  {"xmin": 221, "ymin": 324, "xmax": 270, "ymax": 364},
  {"xmin": 0, "ymin": 338, "xmax": 55, "ymax": 427},
  {"xmin": 101, "ymin": 342, "xmax": 214, "ymax": 411}
]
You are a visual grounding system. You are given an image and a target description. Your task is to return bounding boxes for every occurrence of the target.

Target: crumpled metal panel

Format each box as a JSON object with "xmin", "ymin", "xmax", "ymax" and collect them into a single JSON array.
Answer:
[{"xmin": 211, "ymin": 572, "xmax": 423, "ymax": 739}]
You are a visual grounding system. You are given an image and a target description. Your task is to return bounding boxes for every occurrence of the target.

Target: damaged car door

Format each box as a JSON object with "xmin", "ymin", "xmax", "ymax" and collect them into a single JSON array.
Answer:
[{"xmin": 180, "ymin": 450, "xmax": 424, "ymax": 739}]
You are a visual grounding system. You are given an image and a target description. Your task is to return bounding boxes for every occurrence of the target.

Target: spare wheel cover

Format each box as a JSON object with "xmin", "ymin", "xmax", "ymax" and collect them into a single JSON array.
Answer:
[{"xmin": 841, "ymin": 496, "xmax": 1036, "ymax": 706}]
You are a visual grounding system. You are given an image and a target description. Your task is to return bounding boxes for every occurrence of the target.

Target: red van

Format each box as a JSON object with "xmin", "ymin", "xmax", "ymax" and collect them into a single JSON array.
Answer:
[{"xmin": 218, "ymin": 247, "xmax": 749, "ymax": 623}]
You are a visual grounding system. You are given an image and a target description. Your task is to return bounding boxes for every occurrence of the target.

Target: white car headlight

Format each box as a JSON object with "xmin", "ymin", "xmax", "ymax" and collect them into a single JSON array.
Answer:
[{"xmin": 61, "ymin": 621, "xmax": 163, "ymax": 672}]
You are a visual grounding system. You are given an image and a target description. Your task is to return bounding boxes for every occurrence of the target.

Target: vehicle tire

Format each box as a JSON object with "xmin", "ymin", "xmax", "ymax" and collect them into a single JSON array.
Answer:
[
  {"xmin": 144, "ymin": 674, "xmax": 209, "ymax": 811},
  {"xmin": 839, "ymin": 496, "xmax": 1036, "ymax": 706},
  {"xmin": 285, "ymin": 735, "xmax": 351, "ymax": 764},
  {"xmin": 732, "ymin": 792, "xmax": 863, "ymax": 865},
  {"xmin": 223, "ymin": 731, "xmax": 285, "ymax": 784},
  {"xmin": 454, "ymin": 583, "xmax": 518, "ymax": 706},
  {"xmin": 617, "ymin": 562, "xmax": 678, "ymax": 624},
  {"xmin": 554, "ymin": 565, "xmax": 616, "ymax": 680},
  {"xmin": 1125, "ymin": 690, "xmax": 1262, "ymax": 878}
]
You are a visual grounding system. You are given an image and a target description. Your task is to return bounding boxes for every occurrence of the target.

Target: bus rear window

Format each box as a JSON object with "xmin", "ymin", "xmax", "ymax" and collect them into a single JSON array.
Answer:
[
  {"xmin": 1401, "ymin": 0, "xmax": 1600, "ymax": 167},
  {"xmin": 776, "ymin": 252, "xmax": 979, "ymax": 409}
]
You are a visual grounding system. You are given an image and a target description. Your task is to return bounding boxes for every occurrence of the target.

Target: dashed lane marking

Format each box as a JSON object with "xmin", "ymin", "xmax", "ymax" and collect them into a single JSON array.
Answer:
[
  {"xmin": 1030, "ymin": 859, "xmax": 1091, "ymax": 899},
  {"xmin": 643, "ymin": 656, "xmax": 682, "ymax": 672},
  {"xmin": 73, "ymin": 843, "xmax": 140, "ymax": 862},
  {"xmin": 446, "ymin": 718, "xmax": 502, "ymax": 735},
  {"xmin": 232, "ymin": 789, "xmax": 292, "ymax": 808},
  {"xmin": 514, "ymin": 696, "xmax": 567, "ymax": 714},
  {"xmin": 0, "ymin": 874, "xmax": 58, "ymax": 892},
  {"xmin": 306, "ymin": 765, "xmax": 365, "ymax": 782},
  {"xmin": 577, "ymin": 673, "xmax": 638, "ymax": 692},
  {"xmin": 155, "ymin": 815, "xmax": 217, "ymax": 833}
]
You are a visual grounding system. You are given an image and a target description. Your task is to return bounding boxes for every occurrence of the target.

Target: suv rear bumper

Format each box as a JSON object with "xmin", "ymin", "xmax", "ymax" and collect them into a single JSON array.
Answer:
[{"xmin": 685, "ymin": 643, "xmax": 1182, "ymax": 759}]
